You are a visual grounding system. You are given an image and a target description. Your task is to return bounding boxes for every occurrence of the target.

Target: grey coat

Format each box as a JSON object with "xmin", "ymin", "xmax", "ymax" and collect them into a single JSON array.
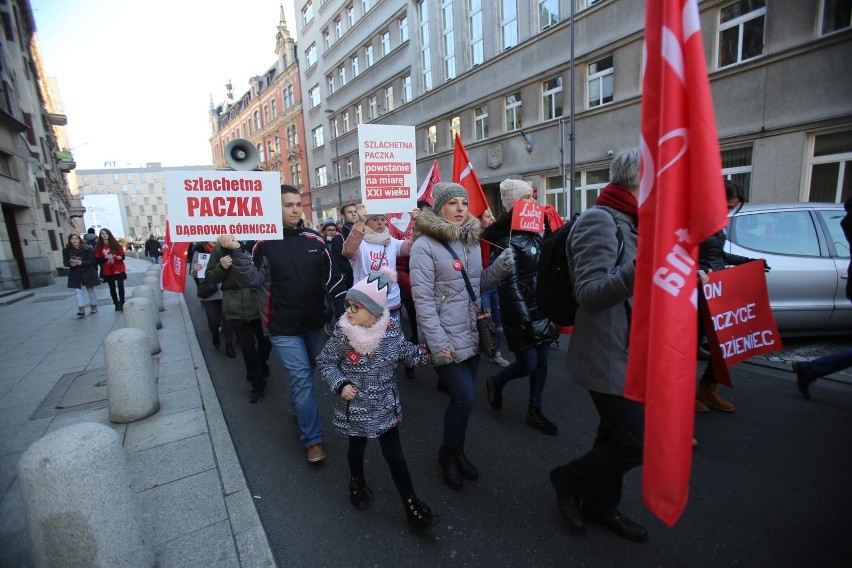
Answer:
[
  {"xmin": 410, "ymin": 209, "xmax": 508, "ymax": 364},
  {"xmin": 566, "ymin": 206, "xmax": 638, "ymax": 396}
]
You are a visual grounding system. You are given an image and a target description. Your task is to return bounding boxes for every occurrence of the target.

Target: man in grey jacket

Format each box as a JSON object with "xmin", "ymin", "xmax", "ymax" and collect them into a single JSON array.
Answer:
[{"xmin": 549, "ymin": 149, "xmax": 648, "ymax": 542}]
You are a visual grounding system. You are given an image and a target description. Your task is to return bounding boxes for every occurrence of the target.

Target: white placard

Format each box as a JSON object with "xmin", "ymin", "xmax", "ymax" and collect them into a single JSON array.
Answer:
[
  {"xmin": 196, "ymin": 253, "xmax": 210, "ymax": 279},
  {"xmin": 165, "ymin": 170, "xmax": 283, "ymax": 242},
  {"xmin": 357, "ymin": 124, "xmax": 417, "ymax": 215}
]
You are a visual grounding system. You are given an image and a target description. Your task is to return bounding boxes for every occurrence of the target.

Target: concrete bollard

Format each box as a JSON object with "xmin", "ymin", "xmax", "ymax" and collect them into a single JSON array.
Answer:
[
  {"xmin": 131, "ymin": 285, "xmax": 161, "ymax": 329},
  {"xmin": 123, "ymin": 297, "xmax": 161, "ymax": 355},
  {"xmin": 141, "ymin": 276, "xmax": 164, "ymax": 312},
  {"xmin": 105, "ymin": 327, "xmax": 159, "ymax": 423},
  {"xmin": 17, "ymin": 422, "xmax": 155, "ymax": 568}
]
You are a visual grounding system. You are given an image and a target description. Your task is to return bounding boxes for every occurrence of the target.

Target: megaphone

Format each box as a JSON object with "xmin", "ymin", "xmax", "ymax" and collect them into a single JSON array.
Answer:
[{"xmin": 224, "ymin": 138, "xmax": 260, "ymax": 171}]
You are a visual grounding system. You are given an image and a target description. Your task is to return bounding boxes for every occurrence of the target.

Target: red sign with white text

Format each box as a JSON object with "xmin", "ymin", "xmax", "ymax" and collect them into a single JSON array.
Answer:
[
  {"xmin": 700, "ymin": 260, "xmax": 782, "ymax": 386},
  {"xmin": 510, "ymin": 201, "xmax": 545, "ymax": 233}
]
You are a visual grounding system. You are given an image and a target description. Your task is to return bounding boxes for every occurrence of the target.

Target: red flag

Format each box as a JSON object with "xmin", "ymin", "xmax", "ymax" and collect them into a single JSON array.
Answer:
[
  {"xmin": 160, "ymin": 221, "xmax": 191, "ymax": 293},
  {"xmin": 452, "ymin": 134, "xmax": 488, "ymax": 218},
  {"xmin": 624, "ymin": 0, "xmax": 729, "ymax": 527},
  {"xmin": 510, "ymin": 201, "xmax": 545, "ymax": 232},
  {"xmin": 387, "ymin": 160, "xmax": 440, "ymax": 239}
]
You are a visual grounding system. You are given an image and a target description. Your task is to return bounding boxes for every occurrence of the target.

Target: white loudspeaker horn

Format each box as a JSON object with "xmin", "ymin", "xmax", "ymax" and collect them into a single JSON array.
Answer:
[{"xmin": 224, "ymin": 139, "xmax": 260, "ymax": 171}]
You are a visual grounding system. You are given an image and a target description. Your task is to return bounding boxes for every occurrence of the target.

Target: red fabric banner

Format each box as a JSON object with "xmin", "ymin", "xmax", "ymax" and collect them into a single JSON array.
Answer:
[
  {"xmin": 160, "ymin": 221, "xmax": 191, "ymax": 293},
  {"xmin": 510, "ymin": 201, "xmax": 545, "ymax": 233},
  {"xmin": 387, "ymin": 160, "xmax": 439, "ymax": 240},
  {"xmin": 624, "ymin": 0, "xmax": 730, "ymax": 526},
  {"xmin": 700, "ymin": 260, "xmax": 782, "ymax": 386},
  {"xmin": 452, "ymin": 134, "xmax": 488, "ymax": 218}
]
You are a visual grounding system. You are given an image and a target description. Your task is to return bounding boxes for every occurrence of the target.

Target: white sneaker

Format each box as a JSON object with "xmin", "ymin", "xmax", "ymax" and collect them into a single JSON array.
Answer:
[{"xmin": 489, "ymin": 352, "xmax": 510, "ymax": 367}]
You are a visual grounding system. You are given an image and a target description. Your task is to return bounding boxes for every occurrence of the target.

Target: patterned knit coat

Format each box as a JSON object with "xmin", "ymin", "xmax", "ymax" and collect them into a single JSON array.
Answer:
[{"xmin": 317, "ymin": 317, "xmax": 431, "ymax": 438}]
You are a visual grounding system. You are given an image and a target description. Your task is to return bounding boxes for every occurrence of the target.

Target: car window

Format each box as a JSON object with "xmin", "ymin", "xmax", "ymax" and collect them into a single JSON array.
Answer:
[
  {"xmin": 816, "ymin": 209, "xmax": 850, "ymax": 258},
  {"xmin": 730, "ymin": 211, "xmax": 820, "ymax": 256}
]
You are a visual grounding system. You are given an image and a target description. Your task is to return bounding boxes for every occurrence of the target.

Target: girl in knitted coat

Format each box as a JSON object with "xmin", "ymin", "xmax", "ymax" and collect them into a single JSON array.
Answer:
[{"xmin": 317, "ymin": 267, "xmax": 438, "ymax": 529}]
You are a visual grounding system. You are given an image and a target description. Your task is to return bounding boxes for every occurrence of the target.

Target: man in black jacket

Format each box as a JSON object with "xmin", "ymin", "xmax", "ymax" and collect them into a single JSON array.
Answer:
[{"xmin": 219, "ymin": 185, "xmax": 345, "ymax": 463}]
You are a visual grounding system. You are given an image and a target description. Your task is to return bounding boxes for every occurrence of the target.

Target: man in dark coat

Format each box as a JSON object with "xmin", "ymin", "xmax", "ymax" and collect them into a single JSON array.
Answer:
[{"xmin": 144, "ymin": 235, "xmax": 162, "ymax": 264}]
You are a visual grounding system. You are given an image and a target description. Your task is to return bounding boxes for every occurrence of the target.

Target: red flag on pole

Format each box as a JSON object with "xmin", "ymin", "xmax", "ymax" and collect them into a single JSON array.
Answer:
[
  {"xmin": 387, "ymin": 160, "xmax": 440, "ymax": 240},
  {"xmin": 160, "ymin": 221, "xmax": 191, "ymax": 293},
  {"xmin": 452, "ymin": 134, "xmax": 488, "ymax": 218},
  {"xmin": 624, "ymin": 0, "xmax": 729, "ymax": 527}
]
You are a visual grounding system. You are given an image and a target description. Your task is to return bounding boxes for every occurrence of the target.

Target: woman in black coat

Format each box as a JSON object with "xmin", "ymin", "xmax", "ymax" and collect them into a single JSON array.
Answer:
[
  {"xmin": 63, "ymin": 233, "xmax": 101, "ymax": 317},
  {"xmin": 481, "ymin": 179, "xmax": 558, "ymax": 435}
]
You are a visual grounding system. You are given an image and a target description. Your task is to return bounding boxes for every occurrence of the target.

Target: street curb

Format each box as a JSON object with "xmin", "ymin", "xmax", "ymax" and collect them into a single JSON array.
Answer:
[
  {"xmin": 177, "ymin": 293, "xmax": 277, "ymax": 567},
  {"xmin": 744, "ymin": 358, "xmax": 852, "ymax": 387}
]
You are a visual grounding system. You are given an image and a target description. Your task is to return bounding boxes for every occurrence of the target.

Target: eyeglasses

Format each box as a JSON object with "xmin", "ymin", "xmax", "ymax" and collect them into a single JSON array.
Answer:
[{"xmin": 345, "ymin": 301, "xmax": 361, "ymax": 313}]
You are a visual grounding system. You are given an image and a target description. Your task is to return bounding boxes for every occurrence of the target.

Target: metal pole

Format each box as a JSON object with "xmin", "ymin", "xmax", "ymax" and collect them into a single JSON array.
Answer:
[{"xmin": 568, "ymin": 0, "xmax": 576, "ymax": 219}]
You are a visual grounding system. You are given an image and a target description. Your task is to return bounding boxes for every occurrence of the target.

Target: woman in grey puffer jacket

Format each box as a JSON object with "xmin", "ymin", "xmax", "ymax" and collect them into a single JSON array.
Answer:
[{"xmin": 410, "ymin": 182, "xmax": 514, "ymax": 490}]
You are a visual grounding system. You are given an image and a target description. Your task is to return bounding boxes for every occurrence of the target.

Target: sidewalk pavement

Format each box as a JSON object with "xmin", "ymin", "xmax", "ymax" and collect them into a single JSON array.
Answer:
[{"xmin": 0, "ymin": 257, "xmax": 276, "ymax": 567}]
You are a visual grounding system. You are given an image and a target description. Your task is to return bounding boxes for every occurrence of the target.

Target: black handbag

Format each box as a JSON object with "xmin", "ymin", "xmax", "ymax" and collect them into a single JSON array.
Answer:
[
  {"xmin": 196, "ymin": 281, "xmax": 219, "ymax": 299},
  {"xmin": 438, "ymin": 242, "xmax": 498, "ymax": 358}
]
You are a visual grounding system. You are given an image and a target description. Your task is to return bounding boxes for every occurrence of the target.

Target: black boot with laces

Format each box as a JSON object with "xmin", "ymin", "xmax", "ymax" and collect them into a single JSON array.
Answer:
[
  {"xmin": 403, "ymin": 495, "xmax": 439, "ymax": 529},
  {"xmin": 349, "ymin": 476, "xmax": 372, "ymax": 510},
  {"xmin": 527, "ymin": 406, "xmax": 559, "ymax": 436}
]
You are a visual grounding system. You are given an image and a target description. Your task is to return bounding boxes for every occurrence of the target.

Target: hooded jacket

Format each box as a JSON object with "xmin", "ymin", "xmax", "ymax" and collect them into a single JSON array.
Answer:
[
  {"xmin": 203, "ymin": 244, "xmax": 262, "ymax": 321},
  {"xmin": 409, "ymin": 209, "xmax": 508, "ymax": 364}
]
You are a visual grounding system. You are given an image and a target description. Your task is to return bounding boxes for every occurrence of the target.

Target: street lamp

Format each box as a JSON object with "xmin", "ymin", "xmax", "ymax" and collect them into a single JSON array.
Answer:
[{"xmin": 324, "ymin": 108, "xmax": 343, "ymax": 219}]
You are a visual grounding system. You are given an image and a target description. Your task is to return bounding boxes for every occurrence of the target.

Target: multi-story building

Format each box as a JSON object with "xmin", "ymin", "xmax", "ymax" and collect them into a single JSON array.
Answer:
[
  {"xmin": 1, "ymin": 0, "xmax": 81, "ymax": 290},
  {"xmin": 208, "ymin": 8, "xmax": 314, "ymax": 219},
  {"xmin": 75, "ymin": 162, "xmax": 210, "ymax": 243},
  {"xmin": 296, "ymin": 0, "xmax": 851, "ymax": 224}
]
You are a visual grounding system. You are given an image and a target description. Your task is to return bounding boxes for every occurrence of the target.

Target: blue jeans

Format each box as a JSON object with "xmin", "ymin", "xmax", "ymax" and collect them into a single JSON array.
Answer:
[
  {"xmin": 800, "ymin": 349, "xmax": 852, "ymax": 378},
  {"xmin": 270, "ymin": 329, "xmax": 323, "ymax": 447},
  {"xmin": 150, "ymin": 255, "xmax": 160, "ymax": 265},
  {"xmin": 480, "ymin": 287, "xmax": 504, "ymax": 353},
  {"xmin": 495, "ymin": 343, "xmax": 550, "ymax": 408},
  {"xmin": 75, "ymin": 287, "xmax": 98, "ymax": 308},
  {"xmin": 435, "ymin": 355, "xmax": 480, "ymax": 450}
]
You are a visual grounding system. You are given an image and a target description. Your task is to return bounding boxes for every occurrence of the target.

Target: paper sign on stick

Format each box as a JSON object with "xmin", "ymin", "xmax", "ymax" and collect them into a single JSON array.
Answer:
[
  {"xmin": 510, "ymin": 201, "xmax": 545, "ymax": 233},
  {"xmin": 164, "ymin": 170, "xmax": 283, "ymax": 242},
  {"xmin": 358, "ymin": 124, "xmax": 417, "ymax": 215}
]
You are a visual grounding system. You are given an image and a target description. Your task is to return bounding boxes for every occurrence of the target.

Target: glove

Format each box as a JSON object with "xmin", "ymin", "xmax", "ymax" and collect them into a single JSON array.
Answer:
[
  {"xmin": 494, "ymin": 247, "xmax": 515, "ymax": 273},
  {"xmin": 432, "ymin": 349, "xmax": 454, "ymax": 366}
]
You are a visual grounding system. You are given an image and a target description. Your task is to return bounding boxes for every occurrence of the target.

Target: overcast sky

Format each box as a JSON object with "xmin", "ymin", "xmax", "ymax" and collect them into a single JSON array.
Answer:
[{"xmin": 30, "ymin": 0, "xmax": 298, "ymax": 170}]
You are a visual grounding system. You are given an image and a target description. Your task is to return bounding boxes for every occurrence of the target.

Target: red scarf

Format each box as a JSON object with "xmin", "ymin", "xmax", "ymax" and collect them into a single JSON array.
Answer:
[{"xmin": 595, "ymin": 183, "xmax": 638, "ymax": 221}]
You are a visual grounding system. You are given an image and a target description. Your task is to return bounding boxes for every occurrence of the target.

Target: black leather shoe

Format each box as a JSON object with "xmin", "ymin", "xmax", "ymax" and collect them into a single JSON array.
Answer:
[
  {"xmin": 438, "ymin": 448, "xmax": 464, "ymax": 490},
  {"xmin": 549, "ymin": 469, "xmax": 585, "ymax": 533},
  {"xmin": 527, "ymin": 407, "xmax": 558, "ymax": 436},
  {"xmin": 249, "ymin": 390, "xmax": 265, "ymax": 404},
  {"xmin": 457, "ymin": 449, "xmax": 479, "ymax": 481},
  {"xmin": 587, "ymin": 511, "xmax": 648, "ymax": 542},
  {"xmin": 212, "ymin": 334, "xmax": 220, "ymax": 349},
  {"xmin": 225, "ymin": 343, "xmax": 237, "ymax": 358},
  {"xmin": 792, "ymin": 361, "xmax": 816, "ymax": 400}
]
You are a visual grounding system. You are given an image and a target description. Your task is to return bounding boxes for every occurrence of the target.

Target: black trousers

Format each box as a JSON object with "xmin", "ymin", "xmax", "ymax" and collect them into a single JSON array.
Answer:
[
  {"xmin": 200, "ymin": 299, "xmax": 233, "ymax": 344},
  {"xmin": 348, "ymin": 426, "xmax": 415, "ymax": 499},
  {"xmin": 553, "ymin": 391, "xmax": 643, "ymax": 516},
  {"xmin": 229, "ymin": 318, "xmax": 271, "ymax": 391},
  {"xmin": 104, "ymin": 277, "xmax": 125, "ymax": 305}
]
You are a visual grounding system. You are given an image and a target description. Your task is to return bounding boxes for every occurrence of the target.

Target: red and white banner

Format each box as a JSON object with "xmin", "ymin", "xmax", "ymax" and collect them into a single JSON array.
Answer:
[
  {"xmin": 624, "ymin": 0, "xmax": 730, "ymax": 527},
  {"xmin": 387, "ymin": 160, "xmax": 439, "ymax": 240},
  {"xmin": 452, "ymin": 134, "xmax": 488, "ymax": 218},
  {"xmin": 510, "ymin": 201, "xmax": 545, "ymax": 233},
  {"xmin": 700, "ymin": 261, "xmax": 782, "ymax": 386},
  {"xmin": 358, "ymin": 124, "xmax": 417, "ymax": 215},
  {"xmin": 160, "ymin": 221, "xmax": 191, "ymax": 293}
]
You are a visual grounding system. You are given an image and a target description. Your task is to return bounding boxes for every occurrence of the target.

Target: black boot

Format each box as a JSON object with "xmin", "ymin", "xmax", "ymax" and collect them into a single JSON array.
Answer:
[
  {"xmin": 212, "ymin": 332, "xmax": 220, "ymax": 349},
  {"xmin": 403, "ymin": 495, "xmax": 439, "ymax": 529},
  {"xmin": 114, "ymin": 302, "xmax": 121, "ymax": 312},
  {"xmin": 117, "ymin": 301, "xmax": 124, "ymax": 312},
  {"xmin": 457, "ymin": 446, "xmax": 479, "ymax": 481},
  {"xmin": 527, "ymin": 406, "xmax": 559, "ymax": 436},
  {"xmin": 349, "ymin": 476, "xmax": 372, "ymax": 510},
  {"xmin": 438, "ymin": 447, "xmax": 464, "ymax": 490},
  {"xmin": 225, "ymin": 343, "xmax": 236, "ymax": 358}
]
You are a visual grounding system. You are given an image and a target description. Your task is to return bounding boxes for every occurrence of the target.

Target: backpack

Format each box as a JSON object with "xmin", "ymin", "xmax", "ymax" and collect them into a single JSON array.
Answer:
[{"xmin": 536, "ymin": 208, "xmax": 623, "ymax": 326}]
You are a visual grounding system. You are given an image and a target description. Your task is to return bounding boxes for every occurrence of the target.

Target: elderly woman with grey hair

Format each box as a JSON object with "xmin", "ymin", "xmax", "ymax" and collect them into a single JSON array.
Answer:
[{"xmin": 548, "ymin": 148, "xmax": 649, "ymax": 542}]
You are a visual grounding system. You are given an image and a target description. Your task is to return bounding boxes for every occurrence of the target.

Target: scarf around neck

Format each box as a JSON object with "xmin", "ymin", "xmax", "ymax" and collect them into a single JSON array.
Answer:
[
  {"xmin": 595, "ymin": 183, "xmax": 639, "ymax": 221},
  {"xmin": 364, "ymin": 225, "xmax": 392, "ymax": 245},
  {"xmin": 338, "ymin": 310, "xmax": 391, "ymax": 355}
]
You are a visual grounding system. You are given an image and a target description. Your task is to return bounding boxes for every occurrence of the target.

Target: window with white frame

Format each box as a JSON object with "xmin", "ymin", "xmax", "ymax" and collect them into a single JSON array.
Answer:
[
  {"xmin": 717, "ymin": 0, "xmax": 765, "ymax": 69},
  {"xmin": 352, "ymin": 55, "xmax": 360, "ymax": 77},
  {"xmin": 275, "ymin": 135, "xmax": 281, "ymax": 155},
  {"xmin": 542, "ymin": 76, "xmax": 563, "ymax": 120},
  {"xmin": 327, "ymin": 74, "xmax": 335, "ymax": 94},
  {"xmin": 368, "ymin": 96, "xmax": 378, "ymax": 119},
  {"xmin": 474, "ymin": 105, "xmax": 488, "ymax": 140},
  {"xmin": 505, "ymin": 92, "xmax": 522, "ymax": 132},
  {"xmin": 283, "ymin": 85, "xmax": 294, "ymax": 107},
  {"xmin": 323, "ymin": 28, "xmax": 331, "ymax": 50},
  {"xmin": 721, "ymin": 146, "xmax": 754, "ymax": 200},
  {"xmin": 426, "ymin": 125, "xmax": 437, "ymax": 155},
  {"xmin": 821, "ymin": 0, "xmax": 851, "ymax": 35},
  {"xmin": 331, "ymin": 118, "xmax": 339, "ymax": 139},
  {"xmin": 345, "ymin": 157, "xmax": 353, "ymax": 178},
  {"xmin": 539, "ymin": 0, "xmax": 559, "ymax": 31},
  {"xmin": 286, "ymin": 123, "xmax": 298, "ymax": 146},
  {"xmin": 263, "ymin": 105, "xmax": 269, "ymax": 123},
  {"xmin": 271, "ymin": 98, "xmax": 277, "ymax": 118},
  {"xmin": 312, "ymin": 126, "xmax": 324, "ymax": 148},
  {"xmin": 399, "ymin": 16, "xmax": 409, "ymax": 43},
  {"xmin": 402, "ymin": 75, "xmax": 412, "ymax": 103},
  {"xmin": 501, "ymin": 0, "xmax": 518, "ymax": 51},
  {"xmin": 385, "ymin": 86, "xmax": 395, "ymax": 112},
  {"xmin": 339, "ymin": 65, "xmax": 347, "ymax": 87},
  {"xmin": 362, "ymin": 0, "xmax": 371, "ymax": 13},
  {"xmin": 290, "ymin": 163, "xmax": 302, "ymax": 187},
  {"xmin": 573, "ymin": 168, "xmax": 609, "ymax": 213},
  {"xmin": 348, "ymin": 4, "xmax": 355, "ymax": 27},
  {"xmin": 469, "ymin": 0, "xmax": 484, "ymax": 66},
  {"xmin": 302, "ymin": 1, "xmax": 314, "ymax": 27},
  {"xmin": 449, "ymin": 116, "xmax": 461, "ymax": 143},
  {"xmin": 543, "ymin": 174, "xmax": 568, "ymax": 218},
  {"xmin": 306, "ymin": 43, "xmax": 317, "ymax": 67},
  {"xmin": 356, "ymin": 104, "xmax": 363, "ymax": 124},
  {"xmin": 807, "ymin": 130, "xmax": 852, "ymax": 203},
  {"xmin": 366, "ymin": 44, "xmax": 374, "ymax": 66},
  {"xmin": 381, "ymin": 30, "xmax": 391, "ymax": 56},
  {"xmin": 442, "ymin": 1, "xmax": 456, "ymax": 80},
  {"xmin": 587, "ymin": 55, "xmax": 613, "ymax": 108},
  {"xmin": 309, "ymin": 85, "xmax": 321, "ymax": 108},
  {"xmin": 317, "ymin": 165, "xmax": 327, "ymax": 186},
  {"xmin": 342, "ymin": 111, "xmax": 350, "ymax": 132},
  {"xmin": 257, "ymin": 144, "xmax": 265, "ymax": 163},
  {"xmin": 335, "ymin": 18, "xmax": 342, "ymax": 40},
  {"xmin": 420, "ymin": 1, "xmax": 433, "ymax": 91}
]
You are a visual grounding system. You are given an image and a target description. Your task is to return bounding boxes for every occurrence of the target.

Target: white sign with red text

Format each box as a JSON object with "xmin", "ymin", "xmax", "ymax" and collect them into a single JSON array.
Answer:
[
  {"xmin": 165, "ymin": 170, "xmax": 283, "ymax": 242},
  {"xmin": 358, "ymin": 124, "xmax": 417, "ymax": 215}
]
